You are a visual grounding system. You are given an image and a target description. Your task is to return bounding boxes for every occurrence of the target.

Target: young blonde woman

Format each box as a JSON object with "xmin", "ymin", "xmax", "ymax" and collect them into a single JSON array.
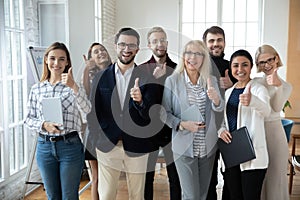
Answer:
[
  {"xmin": 255, "ymin": 44, "xmax": 292, "ymax": 200},
  {"xmin": 25, "ymin": 42, "xmax": 91, "ymax": 200}
]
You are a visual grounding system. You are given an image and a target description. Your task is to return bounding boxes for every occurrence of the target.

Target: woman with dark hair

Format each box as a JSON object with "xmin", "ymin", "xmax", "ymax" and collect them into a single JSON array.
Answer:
[
  {"xmin": 24, "ymin": 42, "xmax": 91, "ymax": 200},
  {"xmin": 83, "ymin": 43, "xmax": 112, "ymax": 96},
  {"xmin": 218, "ymin": 49, "xmax": 271, "ymax": 200},
  {"xmin": 81, "ymin": 42, "xmax": 112, "ymax": 200}
]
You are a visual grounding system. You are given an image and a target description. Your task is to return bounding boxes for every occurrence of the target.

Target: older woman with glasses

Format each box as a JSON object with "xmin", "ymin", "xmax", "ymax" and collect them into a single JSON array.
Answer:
[
  {"xmin": 255, "ymin": 44, "xmax": 292, "ymax": 200},
  {"xmin": 161, "ymin": 40, "xmax": 224, "ymax": 199}
]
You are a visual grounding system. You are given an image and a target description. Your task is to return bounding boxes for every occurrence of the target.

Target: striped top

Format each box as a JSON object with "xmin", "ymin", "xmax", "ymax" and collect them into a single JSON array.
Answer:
[
  {"xmin": 24, "ymin": 80, "xmax": 91, "ymax": 136},
  {"xmin": 184, "ymin": 70, "xmax": 207, "ymax": 158}
]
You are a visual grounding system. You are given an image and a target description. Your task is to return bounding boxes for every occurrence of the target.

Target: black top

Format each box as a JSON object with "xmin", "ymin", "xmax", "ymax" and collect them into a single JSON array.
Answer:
[
  {"xmin": 226, "ymin": 88, "xmax": 245, "ymax": 132},
  {"xmin": 211, "ymin": 53, "xmax": 237, "ymax": 84},
  {"xmin": 139, "ymin": 54, "xmax": 177, "ymax": 148}
]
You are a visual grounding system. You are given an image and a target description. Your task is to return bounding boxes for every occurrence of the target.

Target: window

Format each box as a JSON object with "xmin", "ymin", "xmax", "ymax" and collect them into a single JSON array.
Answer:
[
  {"xmin": 95, "ymin": 0, "xmax": 102, "ymax": 42},
  {"xmin": 180, "ymin": 0, "xmax": 262, "ymax": 59},
  {"xmin": 0, "ymin": 0, "xmax": 28, "ymax": 180},
  {"xmin": 38, "ymin": 1, "xmax": 68, "ymax": 47}
]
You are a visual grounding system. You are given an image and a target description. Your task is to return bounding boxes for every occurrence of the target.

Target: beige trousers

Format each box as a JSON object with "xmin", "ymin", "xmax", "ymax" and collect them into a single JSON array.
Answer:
[{"xmin": 96, "ymin": 141, "xmax": 148, "ymax": 200}]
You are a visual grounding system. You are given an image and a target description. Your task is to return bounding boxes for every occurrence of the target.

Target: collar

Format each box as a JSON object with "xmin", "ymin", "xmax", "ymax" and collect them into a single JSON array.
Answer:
[
  {"xmin": 42, "ymin": 80, "xmax": 63, "ymax": 87},
  {"xmin": 183, "ymin": 69, "xmax": 200, "ymax": 85},
  {"xmin": 114, "ymin": 62, "xmax": 135, "ymax": 76},
  {"xmin": 147, "ymin": 53, "xmax": 175, "ymax": 66},
  {"xmin": 210, "ymin": 52, "xmax": 225, "ymax": 60}
]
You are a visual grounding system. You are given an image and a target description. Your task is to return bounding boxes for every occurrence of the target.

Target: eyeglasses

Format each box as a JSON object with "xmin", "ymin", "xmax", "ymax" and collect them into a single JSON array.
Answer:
[
  {"xmin": 150, "ymin": 38, "xmax": 167, "ymax": 45},
  {"xmin": 257, "ymin": 56, "xmax": 276, "ymax": 67},
  {"xmin": 184, "ymin": 51, "xmax": 205, "ymax": 57},
  {"xmin": 117, "ymin": 42, "xmax": 138, "ymax": 50}
]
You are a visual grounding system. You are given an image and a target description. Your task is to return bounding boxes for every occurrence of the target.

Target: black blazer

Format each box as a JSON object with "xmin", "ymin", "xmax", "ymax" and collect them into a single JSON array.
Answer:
[
  {"xmin": 140, "ymin": 55, "xmax": 177, "ymax": 148},
  {"xmin": 87, "ymin": 63, "xmax": 160, "ymax": 157}
]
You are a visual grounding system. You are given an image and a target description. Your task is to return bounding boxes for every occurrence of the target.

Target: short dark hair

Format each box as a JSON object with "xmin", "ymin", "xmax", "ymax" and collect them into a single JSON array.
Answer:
[
  {"xmin": 114, "ymin": 27, "xmax": 140, "ymax": 46},
  {"xmin": 229, "ymin": 49, "xmax": 253, "ymax": 68},
  {"xmin": 202, "ymin": 26, "xmax": 225, "ymax": 43}
]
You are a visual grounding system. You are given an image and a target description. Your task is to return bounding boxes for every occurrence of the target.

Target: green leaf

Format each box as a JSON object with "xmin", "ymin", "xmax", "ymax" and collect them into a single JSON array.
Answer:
[{"xmin": 283, "ymin": 100, "xmax": 292, "ymax": 112}]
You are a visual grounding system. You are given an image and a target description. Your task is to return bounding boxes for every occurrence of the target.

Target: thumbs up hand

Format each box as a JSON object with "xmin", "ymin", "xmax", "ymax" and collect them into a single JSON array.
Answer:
[
  {"xmin": 153, "ymin": 62, "xmax": 167, "ymax": 79},
  {"xmin": 130, "ymin": 78, "xmax": 142, "ymax": 104},
  {"xmin": 83, "ymin": 54, "xmax": 96, "ymax": 70},
  {"xmin": 220, "ymin": 69, "xmax": 233, "ymax": 89},
  {"xmin": 239, "ymin": 85, "xmax": 251, "ymax": 106},
  {"xmin": 207, "ymin": 77, "xmax": 220, "ymax": 106},
  {"xmin": 61, "ymin": 67, "xmax": 79, "ymax": 93},
  {"xmin": 266, "ymin": 68, "xmax": 282, "ymax": 87}
]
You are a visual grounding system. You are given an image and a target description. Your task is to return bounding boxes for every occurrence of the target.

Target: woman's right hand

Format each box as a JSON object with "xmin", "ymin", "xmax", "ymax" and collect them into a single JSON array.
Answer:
[
  {"xmin": 219, "ymin": 130, "xmax": 232, "ymax": 144},
  {"xmin": 180, "ymin": 121, "xmax": 206, "ymax": 133},
  {"xmin": 42, "ymin": 121, "xmax": 63, "ymax": 134},
  {"xmin": 83, "ymin": 55, "xmax": 96, "ymax": 70}
]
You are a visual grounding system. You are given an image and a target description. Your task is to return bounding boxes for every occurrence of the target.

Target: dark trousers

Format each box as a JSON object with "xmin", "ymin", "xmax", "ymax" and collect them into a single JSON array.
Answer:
[
  {"xmin": 206, "ymin": 150, "xmax": 230, "ymax": 200},
  {"xmin": 223, "ymin": 165, "xmax": 267, "ymax": 200},
  {"xmin": 144, "ymin": 142, "xmax": 181, "ymax": 200}
]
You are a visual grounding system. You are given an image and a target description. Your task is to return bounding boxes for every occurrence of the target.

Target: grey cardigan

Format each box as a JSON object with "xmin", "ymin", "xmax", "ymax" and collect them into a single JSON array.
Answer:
[{"xmin": 161, "ymin": 71, "xmax": 224, "ymax": 158}]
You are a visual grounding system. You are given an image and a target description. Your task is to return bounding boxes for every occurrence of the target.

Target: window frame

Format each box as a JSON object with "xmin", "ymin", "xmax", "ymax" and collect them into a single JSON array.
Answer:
[
  {"xmin": 95, "ymin": 0, "xmax": 103, "ymax": 42},
  {"xmin": 0, "ymin": 0, "xmax": 29, "ymax": 182},
  {"xmin": 179, "ymin": 0, "xmax": 264, "ymax": 60}
]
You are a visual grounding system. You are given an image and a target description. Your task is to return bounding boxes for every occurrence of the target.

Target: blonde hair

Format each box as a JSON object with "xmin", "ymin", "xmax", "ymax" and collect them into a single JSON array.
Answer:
[
  {"xmin": 175, "ymin": 40, "xmax": 211, "ymax": 88},
  {"xmin": 255, "ymin": 44, "xmax": 283, "ymax": 72},
  {"xmin": 147, "ymin": 26, "xmax": 167, "ymax": 44}
]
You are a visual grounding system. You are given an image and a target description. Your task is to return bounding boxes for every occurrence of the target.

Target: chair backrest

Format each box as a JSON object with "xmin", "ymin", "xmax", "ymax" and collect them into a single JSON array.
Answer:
[{"xmin": 281, "ymin": 119, "xmax": 294, "ymax": 142}]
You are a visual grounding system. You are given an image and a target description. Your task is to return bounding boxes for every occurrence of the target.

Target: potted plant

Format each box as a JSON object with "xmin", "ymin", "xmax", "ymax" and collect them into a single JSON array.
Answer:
[
  {"xmin": 283, "ymin": 100, "xmax": 292, "ymax": 112},
  {"xmin": 281, "ymin": 100, "xmax": 293, "ymax": 142}
]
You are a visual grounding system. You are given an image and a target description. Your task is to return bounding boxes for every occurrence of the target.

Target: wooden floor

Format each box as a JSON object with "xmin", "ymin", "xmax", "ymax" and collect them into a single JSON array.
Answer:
[
  {"xmin": 25, "ymin": 119, "xmax": 300, "ymax": 200},
  {"xmin": 24, "ymin": 167, "xmax": 170, "ymax": 200}
]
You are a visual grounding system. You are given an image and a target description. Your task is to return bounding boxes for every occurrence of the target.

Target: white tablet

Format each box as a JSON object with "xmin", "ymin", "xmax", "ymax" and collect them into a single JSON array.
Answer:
[
  {"xmin": 181, "ymin": 104, "xmax": 204, "ymax": 122},
  {"xmin": 42, "ymin": 97, "xmax": 64, "ymax": 129}
]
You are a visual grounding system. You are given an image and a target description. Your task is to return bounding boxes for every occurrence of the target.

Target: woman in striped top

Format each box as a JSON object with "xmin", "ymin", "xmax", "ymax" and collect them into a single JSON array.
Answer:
[{"xmin": 161, "ymin": 40, "xmax": 224, "ymax": 200}]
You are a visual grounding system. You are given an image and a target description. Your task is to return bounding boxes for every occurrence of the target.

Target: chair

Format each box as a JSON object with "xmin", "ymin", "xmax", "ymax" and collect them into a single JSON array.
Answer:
[
  {"xmin": 281, "ymin": 119, "xmax": 295, "ymax": 194},
  {"xmin": 282, "ymin": 118, "xmax": 294, "ymax": 142},
  {"xmin": 289, "ymin": 134, "xmax": 300, "ymax": 194}
]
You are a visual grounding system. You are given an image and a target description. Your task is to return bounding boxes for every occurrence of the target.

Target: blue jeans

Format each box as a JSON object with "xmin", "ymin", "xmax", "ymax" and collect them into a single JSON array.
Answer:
[{"xmin": 36, "ymin": 133, "xmax": 84, "ymax": 200}]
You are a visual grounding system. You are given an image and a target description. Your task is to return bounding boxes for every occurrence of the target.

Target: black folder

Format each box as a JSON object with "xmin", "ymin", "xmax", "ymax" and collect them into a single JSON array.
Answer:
[{"xmin": 218, "ymin": 126, "xmax": 256, "ymax": 168}]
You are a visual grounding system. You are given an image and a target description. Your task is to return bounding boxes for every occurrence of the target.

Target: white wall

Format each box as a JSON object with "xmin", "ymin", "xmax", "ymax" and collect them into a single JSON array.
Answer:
[
  {"xmin": 263, "ymin": 0, "xmax": 289, "ymax": 79},
  {"xmin": 114, "ymin": 0, "xmax": 289, "ymax": 79},
  {"xmin": 66, "ymin": 0, "xmax": 289, "ymax": 79},
  {"xmin": 68, "ymin": 0, "xmax": 95, "ymax": 81},
  {"xmin": 115, "ymin": 0, "xmax": 180, "ymax": 64}
]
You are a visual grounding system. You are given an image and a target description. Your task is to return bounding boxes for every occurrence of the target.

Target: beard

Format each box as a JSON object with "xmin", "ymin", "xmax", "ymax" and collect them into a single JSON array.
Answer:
[
  {"xmin": 210, "ymin": 46, "xmax": 224, "ymax": 57},
  {"xmin": 153, "ymin": 49, "xmax": 167, "ymax": 58},
  {"xmin": 118, "ymin": 54, "xmax": 136, "ymax": 65}
]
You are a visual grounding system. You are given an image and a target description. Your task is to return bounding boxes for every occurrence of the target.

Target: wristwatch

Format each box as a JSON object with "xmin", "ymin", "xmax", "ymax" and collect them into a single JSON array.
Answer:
[
  {"xmin": 176, "ymin": 122, "xmax": 184, "ymax": 131},
  {"xmin": 179, "ymin": 124, "xmax": 184, "ymax": 131}
]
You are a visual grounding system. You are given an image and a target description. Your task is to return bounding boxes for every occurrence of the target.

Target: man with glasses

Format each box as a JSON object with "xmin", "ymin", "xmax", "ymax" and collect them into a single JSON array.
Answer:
[
  {"xmin": 140, "ymin": 26, "xmax": 181, "ymax": 200},
  {"xmin": 202, "ymin": 26, "xmax": 237, "ymax": 200},
  {"xmin": 88, "ymin": 27, "xmax": 159, "ymax": 199}
]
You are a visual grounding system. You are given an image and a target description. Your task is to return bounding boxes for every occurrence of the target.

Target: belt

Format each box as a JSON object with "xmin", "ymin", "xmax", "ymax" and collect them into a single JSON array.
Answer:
[{"xmin": 39, "ymin": 131, "xmax": 78, "ymax": 142}]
